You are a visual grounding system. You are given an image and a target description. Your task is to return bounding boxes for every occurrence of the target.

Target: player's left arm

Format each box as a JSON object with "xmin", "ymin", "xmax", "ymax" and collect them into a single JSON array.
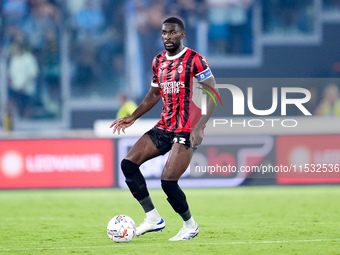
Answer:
[{"xmin": 190, "ymin": 75, "xmax": 218, "ymax": 148}]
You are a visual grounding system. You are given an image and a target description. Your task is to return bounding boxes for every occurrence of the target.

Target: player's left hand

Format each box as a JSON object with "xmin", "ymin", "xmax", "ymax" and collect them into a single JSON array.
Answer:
[{"xmin": 190, "ymin": 127, "xmax": 204, "ymax": 149}]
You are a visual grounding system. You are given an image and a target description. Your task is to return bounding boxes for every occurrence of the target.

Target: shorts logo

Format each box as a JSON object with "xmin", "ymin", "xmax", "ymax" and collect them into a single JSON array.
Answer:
[{"xmin": 177, "ymin": 64, "xmax": 183, "ymax": 74}]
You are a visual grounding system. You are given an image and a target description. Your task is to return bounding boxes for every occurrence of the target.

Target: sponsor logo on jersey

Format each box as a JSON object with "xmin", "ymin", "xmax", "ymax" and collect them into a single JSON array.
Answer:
[{"xmin": 160, "ymin": 81, "xmax": 185, "ymax": 94}]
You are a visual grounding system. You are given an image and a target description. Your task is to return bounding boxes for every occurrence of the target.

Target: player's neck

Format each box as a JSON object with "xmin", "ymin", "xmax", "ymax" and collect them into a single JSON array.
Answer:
[{"xmin": 167, "ymin": 45, "xmax": 185, "ymax": 57}]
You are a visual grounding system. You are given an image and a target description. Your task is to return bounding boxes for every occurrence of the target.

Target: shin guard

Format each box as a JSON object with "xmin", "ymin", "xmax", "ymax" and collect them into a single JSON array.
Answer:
[
  {"xmin": 121, "ymin": 159, "xmax": 149, "ymax": 201},
  {"xmin": 161, "ymin": 180, "xmax": 189, "ymax": 214}
]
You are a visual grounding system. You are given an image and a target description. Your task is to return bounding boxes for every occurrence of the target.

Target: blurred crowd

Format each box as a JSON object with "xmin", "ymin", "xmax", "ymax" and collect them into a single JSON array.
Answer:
[
  {"xmin": 262, "ymin": 0, "xmax": 315, "ymax": 35},
  {"xmin": 135, "ymin": 0, "xmax": 254, "ymax": 58},
  {"xmin": 67, "ymin": 0, "xmax": 125, "ymax": 99},
  {"xmin": 1, "ymin": 0, "xmax": 61, "ymax": 119},
  {"xmin": 135, "ymin": 0, "xmax": 320, "ymax": 58},
  {"xmin": 0, "ymin": 0, "xmax": 125, "ymax": 120},
  {"xmin": 1, "ymin": 0, "xmax": 340, "ymax": 123},
  {"xmin": 323, "ymin": 0, "xmax": 340, "ymax": 11}
]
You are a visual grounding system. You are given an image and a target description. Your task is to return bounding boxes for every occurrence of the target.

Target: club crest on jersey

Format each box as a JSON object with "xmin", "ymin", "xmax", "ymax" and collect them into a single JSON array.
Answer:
[{"xmin": 177, "ymin": 64, "xmax": 183, "ymax": 74}]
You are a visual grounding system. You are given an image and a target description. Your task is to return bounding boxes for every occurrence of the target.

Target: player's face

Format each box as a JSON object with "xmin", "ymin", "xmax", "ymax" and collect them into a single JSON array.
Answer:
[{"xmin": 161, "ymin": 23, "xmax": 185, "ymax": 55}]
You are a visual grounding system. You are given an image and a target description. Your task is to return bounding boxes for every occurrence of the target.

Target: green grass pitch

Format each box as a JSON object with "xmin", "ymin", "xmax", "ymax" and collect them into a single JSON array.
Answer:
[{"xmin": 1, "ymin": 186, "xmax": 340, "ymax": 255}]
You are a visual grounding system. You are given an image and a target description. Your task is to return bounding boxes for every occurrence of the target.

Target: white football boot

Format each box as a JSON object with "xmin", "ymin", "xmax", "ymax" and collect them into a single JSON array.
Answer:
[
  {"xmin": 168, "ymin": 223, "xmax": 199, "ymax": 241},
  {"xmin": 136, "ymin": 218, "xmax": 165, "ymax": 236}
]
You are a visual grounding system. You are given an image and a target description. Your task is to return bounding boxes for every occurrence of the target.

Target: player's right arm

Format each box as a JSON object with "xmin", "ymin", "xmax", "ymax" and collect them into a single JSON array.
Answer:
[{"xmin": 110, "ymin": 86, "xmax": 161, "ymax": 134}]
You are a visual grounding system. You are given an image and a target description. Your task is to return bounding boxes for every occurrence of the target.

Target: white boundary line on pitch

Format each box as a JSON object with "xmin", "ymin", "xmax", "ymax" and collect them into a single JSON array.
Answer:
[{"xmin": 1, "ymin": 238, "xmax": 340, "ymax": 251}]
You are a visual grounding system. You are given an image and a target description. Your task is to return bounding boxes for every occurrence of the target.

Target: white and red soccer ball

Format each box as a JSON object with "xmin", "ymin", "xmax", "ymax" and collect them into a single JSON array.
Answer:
[{"xmin": 107, "ymin": 215, "xmax": 136, "ymax": 243}]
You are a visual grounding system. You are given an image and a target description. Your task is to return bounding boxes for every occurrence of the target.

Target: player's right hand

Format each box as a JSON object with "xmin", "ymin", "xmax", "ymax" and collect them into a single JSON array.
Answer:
[{"xmin": 110, "ymin": 116, "xmax": 135, "ymax": 135}]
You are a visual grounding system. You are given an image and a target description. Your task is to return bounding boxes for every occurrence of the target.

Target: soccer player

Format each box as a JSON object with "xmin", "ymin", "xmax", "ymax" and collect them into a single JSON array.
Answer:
[{"xmin": 110, "ymin": 17, "xmax": 217, "ymax": 241}]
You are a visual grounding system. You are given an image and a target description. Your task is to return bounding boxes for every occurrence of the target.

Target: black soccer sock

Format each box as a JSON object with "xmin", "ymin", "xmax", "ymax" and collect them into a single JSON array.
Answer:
[
  {"xmin": 121, "ymin": 159, "xmax": 155, "ymax": 213},
  {"xmin": 161, "ymin": 180, "xmax": 190, "ymax": 216},
  {"xmin": 138, "ymin": 196, "xmax": 155, "ymax": 213},
  {"xmin": 180, "ymin": 209, "xmax": 192, "ymax": 221}
]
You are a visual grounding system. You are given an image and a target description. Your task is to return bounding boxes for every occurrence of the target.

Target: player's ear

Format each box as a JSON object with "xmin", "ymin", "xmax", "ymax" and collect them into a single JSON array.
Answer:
[{"xmin": 181, "ymin": 31, "xmax": 185, "ymax": 39}]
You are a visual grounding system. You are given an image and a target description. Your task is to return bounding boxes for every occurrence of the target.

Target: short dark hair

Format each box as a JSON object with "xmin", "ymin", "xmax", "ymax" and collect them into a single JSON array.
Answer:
[{"xmin": 162, "ymin": 17, "xmax": 185, "ymax": 31}]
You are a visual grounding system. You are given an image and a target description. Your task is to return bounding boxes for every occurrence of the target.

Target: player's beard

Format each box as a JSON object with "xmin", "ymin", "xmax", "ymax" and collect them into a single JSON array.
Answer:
[{"xmin": 164, "ymin": 40, "xmax": 181, "ymax": 54}]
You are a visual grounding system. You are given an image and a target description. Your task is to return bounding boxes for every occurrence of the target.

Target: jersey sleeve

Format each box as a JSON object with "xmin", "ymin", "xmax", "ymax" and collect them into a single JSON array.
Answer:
[
  {"xmin": 151, "ymin": 55, "xmax": 159, "ymax": 87},
  {"xmin": 193, "ymin": 54, "xmax": 213, "ymax": 82}
]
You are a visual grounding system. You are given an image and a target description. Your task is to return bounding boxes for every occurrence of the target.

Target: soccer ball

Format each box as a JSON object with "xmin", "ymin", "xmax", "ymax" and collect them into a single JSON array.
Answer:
[{"xmin": 107, "ymin": 215, "xmax": 136, "ymax": 243}]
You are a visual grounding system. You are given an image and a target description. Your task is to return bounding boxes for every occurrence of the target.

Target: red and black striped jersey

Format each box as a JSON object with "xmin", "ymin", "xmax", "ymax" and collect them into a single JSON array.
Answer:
[{"xmin": 151, "ymin": 47, "xmax": 213, "ymax": 133}]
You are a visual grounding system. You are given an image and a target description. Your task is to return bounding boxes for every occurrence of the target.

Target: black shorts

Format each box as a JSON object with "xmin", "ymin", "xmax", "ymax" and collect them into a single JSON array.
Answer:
[{"xmin": 146, "ymin": 127, "xmax": 191, "ymax": 155}]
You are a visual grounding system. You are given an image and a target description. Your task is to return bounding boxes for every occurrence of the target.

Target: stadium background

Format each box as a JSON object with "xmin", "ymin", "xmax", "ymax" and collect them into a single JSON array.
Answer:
[{"xmin": 0, "ymin": 0, "xmax": 340, "ymax": 189}]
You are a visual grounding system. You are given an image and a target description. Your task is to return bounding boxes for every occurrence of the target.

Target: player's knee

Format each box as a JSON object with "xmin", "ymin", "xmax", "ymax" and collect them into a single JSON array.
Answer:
[
  {"xmin": 121, "ymin": 159, "xmax": 139, "ymax": 177},
  {"xmin": 161, "ymin": 166, "xmax": 181, "ymax": 180},
  {"xmin": 121, "ymin": 159, "xmax": 149, "ymax": 200}
]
